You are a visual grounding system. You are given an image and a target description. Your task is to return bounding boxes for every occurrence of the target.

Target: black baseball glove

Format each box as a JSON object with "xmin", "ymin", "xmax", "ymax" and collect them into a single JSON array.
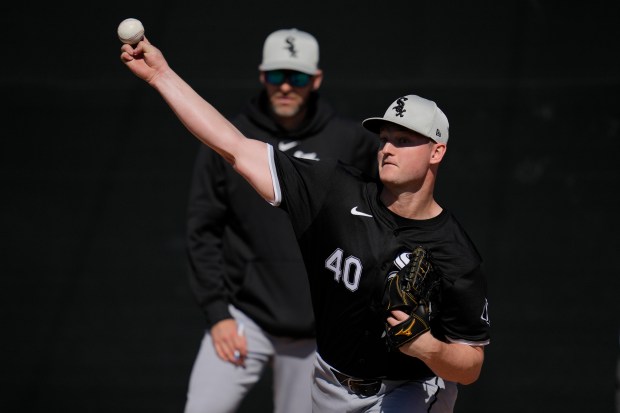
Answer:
[{"xmin": 382, "ymin": 246, "xmax": 440, "ymax": 351}]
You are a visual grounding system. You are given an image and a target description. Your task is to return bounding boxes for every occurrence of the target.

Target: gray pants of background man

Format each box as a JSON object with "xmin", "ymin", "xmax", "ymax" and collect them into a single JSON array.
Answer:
[
  {"xmin": 184, "ymin": 305, "xmax": 316, "ymax": 413},
  {"xmin": 313, "ymin": 353, "xmax": 458, "ymax": 413}
]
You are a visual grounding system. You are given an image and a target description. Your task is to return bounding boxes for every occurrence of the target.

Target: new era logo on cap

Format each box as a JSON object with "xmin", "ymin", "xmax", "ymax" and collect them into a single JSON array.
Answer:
[
  {"xmin": 362, "ymin": 95, "xmax": 450, "ymax": 144},
  {"xmin": 259, "ymin": 28, "xmax": 319, "ymax": 75}
]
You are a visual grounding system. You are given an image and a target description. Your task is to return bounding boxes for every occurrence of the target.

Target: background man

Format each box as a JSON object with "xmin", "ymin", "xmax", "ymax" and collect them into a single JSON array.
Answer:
[{"xmin": 184, "ymin": 28, "xmax": 378, "ymax": 413}]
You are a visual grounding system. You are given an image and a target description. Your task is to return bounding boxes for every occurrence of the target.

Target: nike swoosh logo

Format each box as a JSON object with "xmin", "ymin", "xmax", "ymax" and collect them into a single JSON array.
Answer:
[
  {"xmin": 350, "ymin": 206, "xmax": 373, "ymax": 218},
  {"xmin": 278, "ymin": 141, "xmax": 300, "ymax": 152}
]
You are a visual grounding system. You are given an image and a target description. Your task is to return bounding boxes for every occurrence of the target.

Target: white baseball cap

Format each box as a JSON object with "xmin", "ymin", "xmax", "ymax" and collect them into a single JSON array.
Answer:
[
  {"xmin": 258, "ymin": 28, "xmax": 319, "ymax": 75},
  {"xmin": 362, "ymin": 95, "xmax": 449, "ymax": 144}
]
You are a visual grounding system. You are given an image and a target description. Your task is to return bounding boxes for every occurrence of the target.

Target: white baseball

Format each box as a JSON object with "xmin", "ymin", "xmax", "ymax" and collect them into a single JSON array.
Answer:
[{"xmin": 117, "ymin": 18, "xmax": 144, "ymax": 44}]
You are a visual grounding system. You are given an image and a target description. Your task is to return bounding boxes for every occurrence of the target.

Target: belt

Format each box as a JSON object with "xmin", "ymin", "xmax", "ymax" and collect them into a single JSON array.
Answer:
[{"xmin": 330, "ymin": 368, "xmax": 382, "ymax": 397}]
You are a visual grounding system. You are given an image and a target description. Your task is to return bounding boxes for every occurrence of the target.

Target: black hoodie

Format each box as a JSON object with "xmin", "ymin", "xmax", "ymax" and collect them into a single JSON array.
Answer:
[{"xmin": 186, "ymin": 91, "xmax": 378, "ymax": 337}]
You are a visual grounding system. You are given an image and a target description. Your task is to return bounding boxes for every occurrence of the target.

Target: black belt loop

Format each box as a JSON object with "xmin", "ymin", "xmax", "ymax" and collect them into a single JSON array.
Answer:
[{"xmin": 330, "ymin": 368, "xmax": 382, "ymax": 398}]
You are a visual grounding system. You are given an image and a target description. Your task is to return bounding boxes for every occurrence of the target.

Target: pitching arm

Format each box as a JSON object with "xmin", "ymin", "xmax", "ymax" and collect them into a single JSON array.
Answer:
[{"xmin": 120, "ymin": 39, "xmax": 275, "ymax": 202}]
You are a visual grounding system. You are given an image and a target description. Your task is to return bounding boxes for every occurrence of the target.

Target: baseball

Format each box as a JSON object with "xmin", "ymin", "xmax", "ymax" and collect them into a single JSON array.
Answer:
[{"xmin": 117, "ymin": 18, "xmax": 144, "ymax": 45}]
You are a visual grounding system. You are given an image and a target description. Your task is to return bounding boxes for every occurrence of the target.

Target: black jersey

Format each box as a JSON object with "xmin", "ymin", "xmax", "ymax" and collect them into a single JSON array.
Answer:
[{"xmin": 270, "ymin": 147, "xmax": 491, "ymax": 380}]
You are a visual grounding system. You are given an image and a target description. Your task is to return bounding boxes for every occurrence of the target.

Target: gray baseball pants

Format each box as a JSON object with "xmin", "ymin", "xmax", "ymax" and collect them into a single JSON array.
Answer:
[{"xmin": 184, "ymin": 305, "xmax": 315, "ymax": 413}]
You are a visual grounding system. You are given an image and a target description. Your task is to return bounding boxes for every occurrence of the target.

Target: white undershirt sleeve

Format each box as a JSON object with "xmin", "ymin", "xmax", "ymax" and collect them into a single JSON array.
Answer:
[{"xmin": 267, "ymin": 144, "xmax": 282, "ymax": 206}]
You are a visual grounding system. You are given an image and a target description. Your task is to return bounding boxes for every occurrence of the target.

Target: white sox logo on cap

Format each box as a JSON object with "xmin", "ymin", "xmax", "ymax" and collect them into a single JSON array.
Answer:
[
  {"xmin": 285, "ymin": 36, "xmax": 298, "ymax": 57},
  {"xmin": 392, "ymin": 97, "xmax": 407, "ymax": 118}
]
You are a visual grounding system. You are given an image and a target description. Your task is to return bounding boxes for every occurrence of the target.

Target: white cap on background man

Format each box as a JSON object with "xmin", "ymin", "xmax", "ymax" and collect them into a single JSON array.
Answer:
[{"xmin": 259, "ymin": 28, "xmax": 320, "ymax": 75}]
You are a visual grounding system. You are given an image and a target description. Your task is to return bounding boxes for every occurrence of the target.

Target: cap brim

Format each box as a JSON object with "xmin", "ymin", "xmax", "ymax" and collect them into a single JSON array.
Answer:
[
  {"xmin": 362, "ymin": 117, "xmax": 397, "ymax": 134},
  {"xmin": 362, "ymin": 117, "xmax": 438, "ymax": 142}
]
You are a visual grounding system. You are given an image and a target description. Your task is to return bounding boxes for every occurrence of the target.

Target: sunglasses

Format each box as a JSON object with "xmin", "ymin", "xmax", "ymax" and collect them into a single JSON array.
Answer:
[{"xmin": 264, "ymin": 70, "xmax": 312, "ymax": 87}]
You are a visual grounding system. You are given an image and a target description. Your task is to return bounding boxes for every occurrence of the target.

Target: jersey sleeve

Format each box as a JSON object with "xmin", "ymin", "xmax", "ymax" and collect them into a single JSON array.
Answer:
[
  {"xmin": 269, "ymin": 147, "xmax": 337, "ymax": 237},
  {"xmin": 436, "ymin": 265, "xmax": 491, "ymax": 346}
]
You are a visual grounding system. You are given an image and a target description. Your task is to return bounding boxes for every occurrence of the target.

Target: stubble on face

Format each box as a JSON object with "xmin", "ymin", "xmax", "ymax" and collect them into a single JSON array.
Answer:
[{"xmin": 270, "ymin": 92, "xmax": 304, "ymax": 118}]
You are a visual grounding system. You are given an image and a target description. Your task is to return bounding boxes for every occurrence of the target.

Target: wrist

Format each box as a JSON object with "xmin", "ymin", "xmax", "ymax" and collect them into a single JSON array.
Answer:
[{"xmin": 401, "ymin": 331, "xmax": 442, "ymax": 361}]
